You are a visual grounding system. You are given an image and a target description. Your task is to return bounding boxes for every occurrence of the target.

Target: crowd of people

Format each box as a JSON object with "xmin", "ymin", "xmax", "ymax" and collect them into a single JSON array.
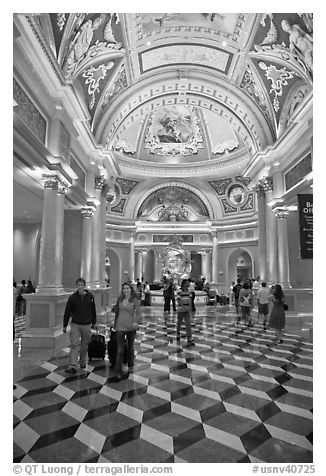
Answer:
[
  {"xmin": 15, "ymin": 274, "xmax": 286, "ymax": 383},
  {"xmin": 13, "ymin": 279, "xmax": 35, "ymax": 315}
]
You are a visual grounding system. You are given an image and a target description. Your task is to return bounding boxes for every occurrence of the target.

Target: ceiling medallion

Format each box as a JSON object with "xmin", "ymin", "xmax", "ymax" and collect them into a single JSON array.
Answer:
[{"xmin": 144, "ymin": 105, "xmax": 203, "ymax": 156}]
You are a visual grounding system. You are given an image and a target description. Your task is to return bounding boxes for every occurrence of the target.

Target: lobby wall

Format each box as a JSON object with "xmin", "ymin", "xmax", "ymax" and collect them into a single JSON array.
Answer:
[{"xmin": 13, "ymin": 223, "xmax": 41, "ymax": 285}]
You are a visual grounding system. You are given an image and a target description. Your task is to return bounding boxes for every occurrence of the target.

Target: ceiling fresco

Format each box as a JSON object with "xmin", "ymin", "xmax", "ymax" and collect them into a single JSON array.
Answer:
[{"xmin": 15, "ymin": 12, "xmax": 313, "ymax": 174}]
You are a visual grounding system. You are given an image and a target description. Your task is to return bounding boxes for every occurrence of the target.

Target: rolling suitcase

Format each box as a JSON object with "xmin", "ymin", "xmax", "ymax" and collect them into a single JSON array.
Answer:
[
  {"xmin": 107, "ymin": 329, "xmax": 128, "ymax": 367},
  {"xmin": 88, "ymin": 331, "xmax": 106, "ymax": 360}
]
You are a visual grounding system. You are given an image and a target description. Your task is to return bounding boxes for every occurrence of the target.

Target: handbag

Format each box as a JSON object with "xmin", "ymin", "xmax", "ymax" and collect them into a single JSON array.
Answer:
[
  {"xmin": 283, "ymin": 303, "xmax": 288, "ymax": 311},
  {"xmin": 111, "ymin": 303, "xmax": 119, "ymax": 314}
]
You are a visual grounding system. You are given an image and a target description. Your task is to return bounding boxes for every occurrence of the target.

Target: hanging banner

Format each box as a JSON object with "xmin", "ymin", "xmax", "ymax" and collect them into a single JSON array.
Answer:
[{"xmin": 297, "ymin": 194, "xmax": 313, "ymax": 259}]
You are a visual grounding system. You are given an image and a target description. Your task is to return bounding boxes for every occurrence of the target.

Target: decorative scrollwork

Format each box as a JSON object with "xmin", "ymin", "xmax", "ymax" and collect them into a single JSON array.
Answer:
[
  {"xmin": 258, "ymin": 62, "xmax": 295, "ymax": 112},
  {"xmin": 82, "ymin": 62, "xmax": 114, "ymax": 109}
]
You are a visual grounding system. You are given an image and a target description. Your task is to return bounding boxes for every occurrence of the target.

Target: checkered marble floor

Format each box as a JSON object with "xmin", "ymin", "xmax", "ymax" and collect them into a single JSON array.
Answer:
[{"xmin": 13, "ymin": 306, "xmax": 313, "ymax": 463}]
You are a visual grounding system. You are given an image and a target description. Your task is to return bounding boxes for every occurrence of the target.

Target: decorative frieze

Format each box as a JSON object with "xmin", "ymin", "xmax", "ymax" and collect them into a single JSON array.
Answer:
[
  {"xmin": 13, "ymin": 79, "xmax": 47, "ymax": 144},
  {"xmin": 285, "ymin": 153, "xmax": 312, "ymax": 191}
]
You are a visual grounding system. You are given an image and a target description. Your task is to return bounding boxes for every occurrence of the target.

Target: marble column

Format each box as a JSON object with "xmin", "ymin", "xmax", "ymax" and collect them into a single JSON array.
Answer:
[
  {"xmin": 91, "ymin": 176, "xmax": 105, "ymax": 286},
  {"xmin": 136, "ymin": 251, "xmax": 143, "ymax": 281},
  {"xmin": 142, "ymin": 250, "xmax": 148, "ymax": 281},
  {"xmin": 255, "ymin": 184, "xmax": 267, "ymax": 281},
  {"xmin": 211, "ymin": 234, "xmax": 218, "ymax": 283},
  {"xmin": 80, "ymin": 206, "xmax": 94, "ymax": 285},
  {"xmin": 262, "ymin": 177, "xmax": 279, "ymax": 283},
  {"xmin": 22, "ymin": 174, "xmax": 70, "ymax": 350},
  {"xmin": 153, "ymin": 251, "xmax": 162, "ymax": 281},
  {"xmin": 200, "ymin": 250, "xmax": 209, "ymax": 279},
  {"xmin": 129, "ymin": 232, "xmax": 135, "ymax": 282},
  {"xmin": 37, "ymin": 175, "xmax": 67, "ymax": 294},
  {"xmin": 275, "ymin": 208, "xmax": 291, "ymax": 287},
  {"xmin": 100, "ymin": 191, "xmax": 107, "ymax": 284}
]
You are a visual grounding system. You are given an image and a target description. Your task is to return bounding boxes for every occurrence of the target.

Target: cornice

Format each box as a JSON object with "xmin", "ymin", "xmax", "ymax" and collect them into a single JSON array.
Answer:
[{"xmin": 114, "ymin": 148, "xmax": 250, "ymax": 178}]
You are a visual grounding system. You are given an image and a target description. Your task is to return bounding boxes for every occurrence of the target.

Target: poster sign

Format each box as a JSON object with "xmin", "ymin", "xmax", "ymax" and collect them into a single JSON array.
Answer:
[{"xmin": 297, "ymin": 194, "xmax": 313, "ymax": 259}]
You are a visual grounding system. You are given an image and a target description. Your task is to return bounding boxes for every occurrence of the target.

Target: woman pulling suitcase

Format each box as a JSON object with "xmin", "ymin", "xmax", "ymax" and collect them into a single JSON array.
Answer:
[{"xmin": 112, "ymin": 282, "xmax": 140, "ymax": 381}]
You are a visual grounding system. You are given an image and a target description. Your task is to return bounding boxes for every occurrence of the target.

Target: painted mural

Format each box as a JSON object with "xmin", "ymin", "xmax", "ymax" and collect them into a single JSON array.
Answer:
[
  {"xmin": 144, "ymin": 105, "xmax": 203, "ymax": 156},
  {"xmin": 140, "ymin": 13, "xmax": 239, "ymax": 35}
]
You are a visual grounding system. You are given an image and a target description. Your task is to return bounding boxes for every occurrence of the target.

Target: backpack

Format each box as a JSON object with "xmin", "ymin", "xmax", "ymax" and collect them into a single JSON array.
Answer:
[{"xmin": 241, "ymin": 293, "xmax": 251, "ymax": 306}]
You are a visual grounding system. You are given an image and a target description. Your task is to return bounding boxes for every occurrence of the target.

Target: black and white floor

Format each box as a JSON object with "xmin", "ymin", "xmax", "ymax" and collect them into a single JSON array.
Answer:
[{"xmin": 13, "ymin": 305, "xmax": 313, "ymax": 463}]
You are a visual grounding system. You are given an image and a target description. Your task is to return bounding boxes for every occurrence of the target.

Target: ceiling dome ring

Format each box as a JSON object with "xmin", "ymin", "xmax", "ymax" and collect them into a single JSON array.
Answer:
[{"xmin": 132, "ymin": 181, "xmax": 214, "ymax": 221}]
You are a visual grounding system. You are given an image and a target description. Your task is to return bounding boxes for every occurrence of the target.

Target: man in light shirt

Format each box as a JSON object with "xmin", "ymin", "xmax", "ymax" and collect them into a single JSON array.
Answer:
[{"xmin": 257, "ymin": 282, "xmax": 270, "ymax": 329}]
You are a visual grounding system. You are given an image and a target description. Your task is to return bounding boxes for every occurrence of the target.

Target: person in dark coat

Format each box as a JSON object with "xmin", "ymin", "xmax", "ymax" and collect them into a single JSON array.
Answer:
[
  {"xmin": 163, "ymin": 278, "xmax": 176, "ymax": 312},
  {"xmin": 63, "ymin": 277, "xmax": 97, "ymax": 373}
]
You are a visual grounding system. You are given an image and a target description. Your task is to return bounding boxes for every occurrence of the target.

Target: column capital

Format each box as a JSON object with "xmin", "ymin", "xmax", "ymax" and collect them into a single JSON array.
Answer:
[
  {"xmin": 274, "ymin": 208, "xmax": 289, "ymax": 219},
  {"xmin": 41, "ymin": 174, "xmax": 59, "ymax": 190},
  {"xmin": 57, "ymin": 182, "xmax": 69, "ymax": 195},
  {"xmin": 259, "ymin": 176, "xmax": 273, "ymax": 192},
  {"xmin": 41, "ymin": 174, "xmax": 69, "ymax": 194},
  {"xmin": 81, "ymin": 206, "xmax": 94, "ymax": 218},
  {"xmin": 95, "ymin": 175, "xmax": 106, "ymax": 191},
  {"xmin": 254, "ymin": 183, "xmax": 265, "ymax": 198}
]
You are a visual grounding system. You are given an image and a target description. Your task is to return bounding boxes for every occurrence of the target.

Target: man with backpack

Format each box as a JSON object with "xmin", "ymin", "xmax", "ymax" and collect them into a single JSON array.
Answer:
[{"xmin": 239, "ymin": 281, "xmax": 253, "ymax": 326}]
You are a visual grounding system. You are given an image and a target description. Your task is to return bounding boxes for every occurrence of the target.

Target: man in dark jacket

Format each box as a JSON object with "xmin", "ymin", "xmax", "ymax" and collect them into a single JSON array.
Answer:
[
  {"xmin": 63, "ymin": 277, "xmax": 97, "ymax": 373},
  {"xmin": 233, "ymin": 278, "xmax": 243, "ymax": 317}
]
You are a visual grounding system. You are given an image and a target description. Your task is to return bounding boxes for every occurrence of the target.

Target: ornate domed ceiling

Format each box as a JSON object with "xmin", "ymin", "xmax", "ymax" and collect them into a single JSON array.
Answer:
[
  {"xmin": 13, "ymin": 12, "xmax": 313, "ymax": 224},
  {"xmin": 19, "ymin": 12, "xmax": 312, "ymax": 177}
]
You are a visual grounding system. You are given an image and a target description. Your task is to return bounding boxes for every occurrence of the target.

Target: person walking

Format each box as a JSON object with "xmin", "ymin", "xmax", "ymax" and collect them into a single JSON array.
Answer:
[
  {"xmin": 239, "ymin": 281, "xmax": 253, "ymax": 326},
  {"xmin": 233, "ymin": 278, "xmax": 243, "ymax": 317},
  {"xmin": 114, "ymin": 282, "xmax": 140, "ymax": 381},
  {"xmin": 163, "ymin": 278, "xmax": 176, "ymax": 313},
  {"xmin": 176, "ymin": 279, "xmax": 194, "ymax": 346},
  {"xmin": 16, "ymin": 279, "xmax": 28, "ymax": 315},
  {"xmin": 257, "ymin": 282, "xmax": 270, "ymax": 329},
  {"xmin": 63, "ymin": 277, "xmax": 97, "ymax": 373},
  {"xmin": 144, "ymin": 281, "xmax": 151, "ymax": 306},
  {"xmin": 188, "ymin": 278, "xmax": 196, "ymax": 312},
  {"xmin": 269, "ymin": 284, "xmax": 286, "ymax": 343}
]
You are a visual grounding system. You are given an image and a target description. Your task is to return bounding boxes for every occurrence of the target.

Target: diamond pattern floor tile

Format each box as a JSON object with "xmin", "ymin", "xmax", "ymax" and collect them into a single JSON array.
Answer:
[{"xmin": 13, "ymin": 306, "xmax": 313, "ymax": 463}]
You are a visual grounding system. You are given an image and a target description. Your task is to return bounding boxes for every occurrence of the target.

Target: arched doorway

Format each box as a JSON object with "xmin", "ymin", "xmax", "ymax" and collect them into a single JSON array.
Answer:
[{"xmin": 227, "ymin": 249, "xmax": 254, "ymax": 284}]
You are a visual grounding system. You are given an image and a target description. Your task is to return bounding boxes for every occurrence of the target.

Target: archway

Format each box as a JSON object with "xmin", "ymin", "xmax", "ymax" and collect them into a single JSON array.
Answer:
[{"xmin": 227, "ymin": 248, "xmax": 254, "ymax": 285}]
